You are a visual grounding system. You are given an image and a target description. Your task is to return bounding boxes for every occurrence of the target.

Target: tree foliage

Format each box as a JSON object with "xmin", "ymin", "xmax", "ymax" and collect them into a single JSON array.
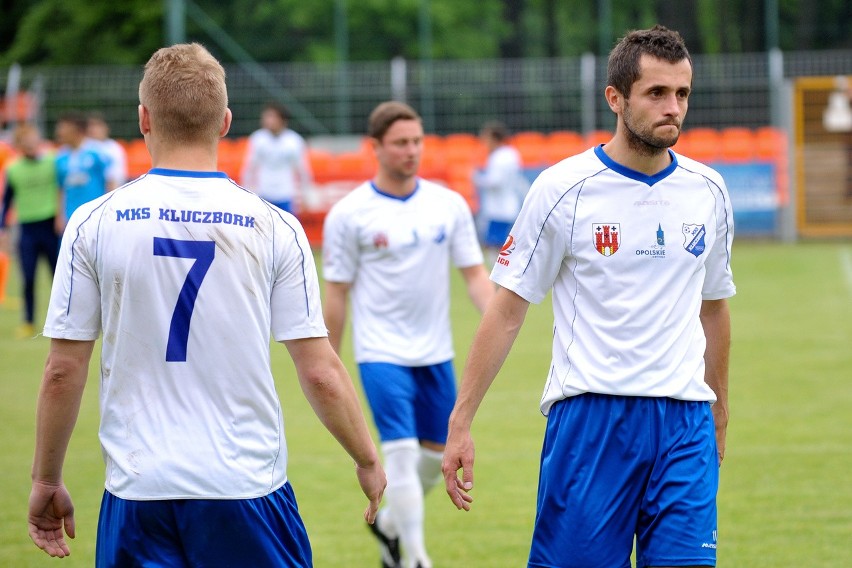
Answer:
[{"xmin": 1, "ymin": 0, "xmax": 850, "ymax": 67}]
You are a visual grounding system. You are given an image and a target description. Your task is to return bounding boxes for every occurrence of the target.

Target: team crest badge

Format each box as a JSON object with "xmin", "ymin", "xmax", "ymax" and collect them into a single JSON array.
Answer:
[
  {"xmin": 682, "ymin": 224, "xmax": 706, "ymax": 257},
  {"xmin": 594, "ymin": 224, "xmax": 620, "ymax": 256}
]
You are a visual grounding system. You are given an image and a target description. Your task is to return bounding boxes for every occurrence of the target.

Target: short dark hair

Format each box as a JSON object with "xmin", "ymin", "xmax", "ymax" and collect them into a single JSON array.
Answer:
[
  {"xmin": 607, "ymin": 25, "xmax": 692, "ymax": 98},
  {"xmin": 263, "ymin": 101, "xmax": 290, "ymax": 122},
  {"xmin": 367, "ymin": 101, "xmax": 421, "ymax": 140},
  {"xmin": 480, "ymin": 120, "xmax": 509, "ymax": 143},
  {"xmin": 57, "ymin": 112, "xmax": 89, "ymax": 132}
]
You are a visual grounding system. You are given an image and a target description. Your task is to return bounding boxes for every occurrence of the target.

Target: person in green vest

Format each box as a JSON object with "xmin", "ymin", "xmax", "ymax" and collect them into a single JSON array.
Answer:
[{"xmin": 0, "ymin": 123, "xmax": 60, "ymax": 338}]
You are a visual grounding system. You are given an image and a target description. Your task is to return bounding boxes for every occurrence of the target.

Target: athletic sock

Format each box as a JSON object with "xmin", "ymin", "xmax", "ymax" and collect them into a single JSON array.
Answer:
[
  {"xmin": 417, "ymin": 446, "xmax": 444, "ymax": 496},
  {"xmin": 382, "ymin": 439, "xmax": 430, "ymax": 568}
]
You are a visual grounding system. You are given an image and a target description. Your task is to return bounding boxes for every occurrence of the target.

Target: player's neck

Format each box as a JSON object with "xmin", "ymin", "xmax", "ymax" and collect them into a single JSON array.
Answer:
[
  {"xmin": 147, "ymin": 139, "xmax": 220, "ymax": 172},
  {"xmin": 601, "ymin": 136, "xmax": 672, "ymax": 176},
  {"xmin": 372, "ymin": 172, "xmax": 417, "ymax": 197}
]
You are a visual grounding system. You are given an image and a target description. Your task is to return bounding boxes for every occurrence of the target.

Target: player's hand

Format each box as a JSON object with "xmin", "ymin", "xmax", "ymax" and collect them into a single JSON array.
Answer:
[
  {"xmin": 356, "ymin": 461, "xmax": 386, "ymax": 524},
  {"xmin": 28, "ymin": 480, "xmax": 75, "ymax": 557},
  {"xmin": 712, "ymin": 403, "xmax": 729, "ymax": 465},
  {"xmin": 0, "ymin": 228, "xmax": 10, "ymax": 252},
  {"xmin": 442, "ymin": 428, "xmax": 475, "ymax": 511}
]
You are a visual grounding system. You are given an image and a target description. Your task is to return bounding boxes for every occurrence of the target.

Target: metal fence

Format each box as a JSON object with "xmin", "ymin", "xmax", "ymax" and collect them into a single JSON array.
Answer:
[{"xmin": 2, "ymin": 49, "xmax": 851, "ymax": 141}]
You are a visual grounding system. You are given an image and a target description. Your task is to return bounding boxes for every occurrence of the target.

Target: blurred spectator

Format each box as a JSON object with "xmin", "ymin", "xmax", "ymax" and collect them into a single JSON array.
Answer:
[
  {"xmin": 241, "ymin": 102, "xmax": 313, "ymax": 214},
  {"xmin": 87, "ymin": 112, "xmax": 128, "ymax": 188},
  {"xmin": 55, "ymin": 112, "xmax": 111, "ymax": 230},
  {"xmin": 0, "ymin": 123, "xmax": 60, "ymax": 338},
  {"xmin": 473, "ymin": 121, "xmax": 529, "ymax": 260}
]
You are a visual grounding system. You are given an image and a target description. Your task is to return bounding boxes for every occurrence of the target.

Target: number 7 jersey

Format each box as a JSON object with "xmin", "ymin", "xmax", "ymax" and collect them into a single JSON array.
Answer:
[{"xmin": 44, "ymin": 168, "xmax": 327, "ymax": 500}]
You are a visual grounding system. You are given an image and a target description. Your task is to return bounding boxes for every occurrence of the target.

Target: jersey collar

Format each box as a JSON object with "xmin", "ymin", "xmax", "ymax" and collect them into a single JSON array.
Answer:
[
  {"xmin": 370, "ymin": 180, "xmax": 419, "ymax": 201},
  {"xmin": 593, "ymin": 145, "xmax": 678, "ymax": 187},
  {"xmin": 148, "ymin": 168, "xmax": 228, "ymax": 179}
]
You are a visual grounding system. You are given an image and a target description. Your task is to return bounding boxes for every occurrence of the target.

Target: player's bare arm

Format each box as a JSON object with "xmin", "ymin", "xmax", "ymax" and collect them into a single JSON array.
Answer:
[
  {"xmin": 284, "ymin": 336, "xmax": 386, "ymax": 523},
  {"xmin": 700, "ymin": 298, "xmax": 731, "ymax": 464},
  {"xmin": 323, "ymin": 281, "xmax": 351, "ymax": 354},
  {"xmin": 443, "ymin": 286, "xmax": 529, "ymax": 510},
  {"xmin": 29, "ymin": 338, "xmax": 95, "ymax": 557},
  {"xmin": 459, "ymin": 263, "xmax": 495, "ymax": 314}
]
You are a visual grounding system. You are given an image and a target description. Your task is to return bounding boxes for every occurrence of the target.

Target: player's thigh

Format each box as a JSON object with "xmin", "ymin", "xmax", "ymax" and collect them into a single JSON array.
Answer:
[
  {"xmin": 178, "ymin": 483, "xmax": 312, "ymax": 567},
  {"xmin": 528, "ymin": 394, "xmax": 653, "ymax": 568},
  {"xmin": 359, "ymin": 362, "xmax": 417, "ymax": 442},
  {"xmin": 412, "ymin": 361, "xmax": 457, "ymax": 445},
  {"xmin": 636, "ymin": 401, "xmax": 718, "ymax": 568}
]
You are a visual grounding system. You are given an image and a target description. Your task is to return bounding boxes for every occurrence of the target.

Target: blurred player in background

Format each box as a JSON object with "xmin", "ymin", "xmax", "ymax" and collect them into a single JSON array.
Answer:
[
  {"xmin": 54, "ymin": 112, "xmax": 112, "ymax": 230},
  {"xmin": 87, "ymin": 112, "xmax": 128, "ymax": 188},
  {"xmin": 443, "ymin": 25, "xmax": 735, "ymax": 568},
  {"xmin": 28, "ymin": 42, "xmax": 385, "ymax": 566},
  {"xmin": 474, "ymin": 121, "xmax": 529, "ymax": 262},
  {"xmin": 241, "ymin": 101, "xmax": 314, "ymax": 214},
  {"xmin": 323, "ymin": 101, "xmax": 494, "ymax": 568},
  {"xmin": 0, "ymin": 123, "xmax": 59, "ymax": 338}
]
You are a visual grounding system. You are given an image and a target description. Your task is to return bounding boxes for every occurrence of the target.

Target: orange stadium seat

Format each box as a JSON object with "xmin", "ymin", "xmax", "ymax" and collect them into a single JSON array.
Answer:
[
  {"xmin": 584, "ymin": 130, "xmax": 613, "ymax": 148},
  {"xmin": 546, "ymin": 131, "xmax": 585, "ymax": 164},
  {"xmin": 680, "ymin": 128, "xmax": 722, "ymax": 162},
  {"xmin": 720, "ymin": 127, "xmax": 756, "ymax": 162},
  {"xmin": 511, "ymin": 131, "xmax": 548, "ymax": 167},
  {"xmin": 444, "ymin": 133, "xmax": 487, "ymax": 166},
  {"xmin": 755, "ymin": 127, "xmax": 787, "ymax": 162},
  {"xmin": 217, "ymin": 138, "xmax": 245, "ymax": 179},
  {"xmin": 123, "ymin": 139, "xmax": 151, "ymax": 179}
]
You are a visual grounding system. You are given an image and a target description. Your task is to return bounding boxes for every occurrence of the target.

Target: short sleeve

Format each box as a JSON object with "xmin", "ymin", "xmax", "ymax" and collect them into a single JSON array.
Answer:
[
  {"xmin": 702, "ymin": 177, "xmax": 736, "ymax": 300},
  {"xmin": 448, "ymin": 192, "xmax": 485, "ymax": 269},
  {"xmin": 490, "ymin": 171, "xmax": 571, "ymax": 304},
  {"xmin": 270, "ymin": 210, "xmax": 327, "ymax": 341},
  {"xmin": 321, "ymin": 200, "xmax": 359, "ymax": 283},
  {"xmin": 43, "ymin": 205, "xmax": 104, "ymax": 339}
]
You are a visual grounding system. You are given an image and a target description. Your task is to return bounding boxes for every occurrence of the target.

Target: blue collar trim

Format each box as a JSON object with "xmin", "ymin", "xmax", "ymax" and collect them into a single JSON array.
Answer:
[
  {"xmin": 593, "ymin": 145, "xmax": 678, "ymax": 186},
  {"xmin": 149, "ymin": 168, "xmax": 228, "ymax": 179},
  {"xmin": 370, "ymin": 180, "xmax": 419, "ymax": 201}
]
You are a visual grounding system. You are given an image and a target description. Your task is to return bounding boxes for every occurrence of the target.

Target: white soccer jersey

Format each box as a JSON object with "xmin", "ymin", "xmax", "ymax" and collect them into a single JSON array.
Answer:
[
  {"xmin": 492, "ymin": 146, "xmax": 736, "ymax": 415},
  {"xmin": 44, "ymin": 168, "xmax": 326, "ymax": 500},
  {"xmin": 323, "ymin": 179, "xmax": 484, "ymax": 366},
  {"xmin": 241, "ymin": 129, "xmax": 312, "ymax": 203},
  {"xmin": 474, "ymin": 145, "xmax": 529, "ymax": 222}
]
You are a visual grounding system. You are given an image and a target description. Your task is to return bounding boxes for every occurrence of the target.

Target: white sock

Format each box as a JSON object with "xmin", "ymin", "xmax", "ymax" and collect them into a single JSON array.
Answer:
[
  {"xmin": 382, "ymin": 439, "xmax": 431, "ymax": 568},
  {"xmin": 417, "ymin": 447, "xmax": 444, "ymax": 496}
]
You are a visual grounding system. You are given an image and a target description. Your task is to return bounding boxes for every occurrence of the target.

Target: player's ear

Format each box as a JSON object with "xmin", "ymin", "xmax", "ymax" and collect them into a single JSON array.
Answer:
[
  {"xmin": 604, "ymin": 85, "xmax": 624, "ymax": 115},
  {"xmin": 219, "ymin": 108, "xmax": 233, "ymax": 138},
  {"xmin": 138, "ymin": 104, "xmax": 151, "ymax": 135}
]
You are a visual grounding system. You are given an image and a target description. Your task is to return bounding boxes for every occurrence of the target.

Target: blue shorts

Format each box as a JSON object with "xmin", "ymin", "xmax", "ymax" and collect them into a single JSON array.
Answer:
[
  {"xmin": 268, "ymin": 199, "xmax": 294, "ymax": 214},
  {"xmin": 483, "ymin": 219, "xmax": 513, "ymax": 248},
  {"xmin": 529, "ymin": 394, "xmax": 718, "ymax": 568},
  {"xmin": 96, "ymin": 482, "xmax": 312, "ymax": 567},
  {"xmin": 359, "ymin": 361, "xmax": 457, "ymax": 444}
]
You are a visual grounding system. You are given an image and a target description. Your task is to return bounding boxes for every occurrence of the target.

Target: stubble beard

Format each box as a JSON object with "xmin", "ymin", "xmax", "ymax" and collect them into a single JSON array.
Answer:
[{"xmin": 622, "ymin": 104, "xmax": 680, "ymax": 158}]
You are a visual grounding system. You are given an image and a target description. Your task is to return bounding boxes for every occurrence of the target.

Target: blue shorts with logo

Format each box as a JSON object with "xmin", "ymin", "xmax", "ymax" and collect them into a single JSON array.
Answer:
[
  {"xmin": 96, "ymin": 482, "xmax": 311, "ymax": 567},
  {"xmin": 359, "ymin": 361, "xmax": 457, "ymax": 444},
  {"xmin": 529, "ymin": 393, "xmax": 719, "ymax": 568}
]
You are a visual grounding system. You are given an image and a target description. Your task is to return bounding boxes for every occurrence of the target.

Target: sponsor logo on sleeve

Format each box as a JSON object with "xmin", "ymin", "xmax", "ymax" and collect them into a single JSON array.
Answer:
[{"xmin": 497, "ymin": 234, "xmax": 515, "ymax": 266}]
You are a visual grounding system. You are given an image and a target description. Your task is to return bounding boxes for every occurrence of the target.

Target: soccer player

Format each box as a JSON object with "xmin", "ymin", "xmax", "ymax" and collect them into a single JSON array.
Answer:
[
  {"xmin": 322, "ymin": 101, "xmax": 494, "ymax": 568},
  {"xmin": 241, "ymin": 101, "xmax": 314, "ymax": 214},
  {"xmin": 54, "ymin": 111, "xmax": 112, "ymax": 230},
  {"xmin": 28, "ymin": 43, "xmax": 385, "ymax": 566},
  {"xmin": 86, "ymin": 112, "xmax": 129, "ymax": 187},
  {"xmin": 473, "ymin": 121, "xmax": 529, "ymax": 262},
  {"xmin": 443, "ymin": 25, "xmax": 735, "ymax": 568},
  {"xmin": 0, "ymin": 123, "xmax": 60, "ymax": 338}
]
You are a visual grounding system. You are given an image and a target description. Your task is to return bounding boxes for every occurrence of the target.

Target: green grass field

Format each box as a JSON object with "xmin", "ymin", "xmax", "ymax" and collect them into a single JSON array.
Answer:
[{"xmin": 1, "ymin": 241, "xmax": 851, "ymax": 567}]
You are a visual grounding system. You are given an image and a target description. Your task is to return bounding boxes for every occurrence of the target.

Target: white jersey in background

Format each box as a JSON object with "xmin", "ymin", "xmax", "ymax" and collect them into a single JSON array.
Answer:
[
  {"xmin": 474, "ymin": 144, "xmax": 529, "ymax": 222},
  {"xmin": 241, "ymin": 128, "xmax": 312, "ymax": 203},
  {"xmin": 322, "ymin": 179, "xmax": 484, "ymax": 366},
  {"xmin": 43, "ymin": 168, "xmax": 326, "ymax": 500},
  {"xmin": 492, "ymin": 146, "xmax": 736, "ymax": 414}
]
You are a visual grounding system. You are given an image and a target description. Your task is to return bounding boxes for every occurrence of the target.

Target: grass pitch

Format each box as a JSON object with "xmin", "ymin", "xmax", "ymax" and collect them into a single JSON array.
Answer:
[{"xmin": 1, "ymin": 241, "xmax": 850, "ymax": 567}]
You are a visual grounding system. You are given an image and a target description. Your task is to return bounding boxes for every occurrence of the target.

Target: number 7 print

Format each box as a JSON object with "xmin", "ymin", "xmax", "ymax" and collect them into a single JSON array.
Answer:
[{"xmin": 153, "ymin": 238, "xmax": 215, "ymax": 362}]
